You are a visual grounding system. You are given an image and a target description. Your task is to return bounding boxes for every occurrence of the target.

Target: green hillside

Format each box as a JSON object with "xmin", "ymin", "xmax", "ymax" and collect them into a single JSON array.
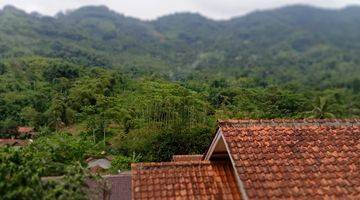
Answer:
[{"xmin": 0, "ymin": 5, "xmax": 360, "ymax": 86}]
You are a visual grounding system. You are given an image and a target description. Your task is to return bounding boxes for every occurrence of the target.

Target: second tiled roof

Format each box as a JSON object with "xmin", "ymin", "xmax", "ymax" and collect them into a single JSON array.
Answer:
[{"xmin": 132, "ymin": 161, "xmax": 241, "ymax": 199}]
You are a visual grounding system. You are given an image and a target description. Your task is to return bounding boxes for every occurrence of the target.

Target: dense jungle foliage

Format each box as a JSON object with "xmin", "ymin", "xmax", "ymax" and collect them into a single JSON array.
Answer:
[{"xmin": 0, "ymin": 5, "xmax": 360, "ymax": 198}]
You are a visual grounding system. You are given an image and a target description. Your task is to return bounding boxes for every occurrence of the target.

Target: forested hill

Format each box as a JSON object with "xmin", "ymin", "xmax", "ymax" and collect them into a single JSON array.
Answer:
[{"xmin": 0, "ymin": 5, "xmax": 360, "ymax": 88}]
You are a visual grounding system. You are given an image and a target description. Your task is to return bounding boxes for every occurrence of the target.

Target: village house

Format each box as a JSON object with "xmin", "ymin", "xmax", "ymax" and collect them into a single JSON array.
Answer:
[
  {"xmin": 0, "ymin": 138, "xmax": 28, "ymax": 147},
  {"xmin": 131, "ymin": 119, "xmax": 360, "ymax": 199},
  {"xmin": 86, "ymin": 157, "xmax": 112, "ymax": 173},
  {"xmin": 17, "ymin": 126, "xmax": 36, "ymax": 139}
]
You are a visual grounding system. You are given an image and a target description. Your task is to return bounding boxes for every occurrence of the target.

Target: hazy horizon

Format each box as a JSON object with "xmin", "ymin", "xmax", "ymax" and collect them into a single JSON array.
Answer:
[{"xmin": 1, "ymin": 0, "xmax": 360, "ymax": 20}]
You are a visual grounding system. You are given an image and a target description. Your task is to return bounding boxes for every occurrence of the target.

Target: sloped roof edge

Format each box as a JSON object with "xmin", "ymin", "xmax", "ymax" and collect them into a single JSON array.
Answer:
[
  {"xmin": 218, "ymin": 118, "xmax": 360, "ymax": 128},
  {"xmin": 204, "ymin": 128, "xmax": 222, "ymax": 160},
  {"xmin": 203, "ymin": 128, "xmax": 249, "ymax": 200},
  {"xmin": 220, "ymin": 130, "xmax": 249, "ymax": 200}
]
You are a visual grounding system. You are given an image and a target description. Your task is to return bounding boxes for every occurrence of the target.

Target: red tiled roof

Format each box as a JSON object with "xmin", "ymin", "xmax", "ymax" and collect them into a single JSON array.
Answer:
[
  {"xmin": 171, "ymin": 154, "xmax": 203, "ymax": 162},
  {"xmin": 17, "ymin": 126, "xmax": 34, "ymax": 134},
  {"xmin": 132, "ymin": 161, "xmax": 241, "ymax": 199},
  {"xmin": 219, "ymin": 119, "xmax": 360, "ymax": 199},
  {"xmin": 0, "ymin": 139, "xmax": 27, "ymax": 146}
]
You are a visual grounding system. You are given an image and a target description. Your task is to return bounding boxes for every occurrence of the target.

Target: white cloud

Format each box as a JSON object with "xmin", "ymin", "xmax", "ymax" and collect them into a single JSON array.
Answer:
[{"xmin": 0, "ymin": 0, "xmax": 360, "ymax": 19}]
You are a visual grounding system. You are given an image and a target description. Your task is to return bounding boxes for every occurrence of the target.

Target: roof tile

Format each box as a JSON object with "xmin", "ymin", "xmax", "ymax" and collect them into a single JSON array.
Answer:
[
  {"xmin": 132, "ymin": 161, "xmax": 241, "ymax": 200},
  {"xmin": 220, "ymin": 119, "xmax": 360, "ymax": 199}
]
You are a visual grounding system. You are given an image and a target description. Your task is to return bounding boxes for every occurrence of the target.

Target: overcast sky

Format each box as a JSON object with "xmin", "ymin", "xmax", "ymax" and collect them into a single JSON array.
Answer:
[{"xmin": 1, "ymin": 0, "xmax": 360, "ymax": 19}]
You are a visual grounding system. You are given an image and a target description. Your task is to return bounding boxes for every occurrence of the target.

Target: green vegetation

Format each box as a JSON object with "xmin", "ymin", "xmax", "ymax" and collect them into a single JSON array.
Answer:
[
  {"xmin": 0, "ymin": 5, "xmax": 360, "ymax": 199},
  {"xmin": 0, "ymin": 133, "xmax": 93, "ymax": 199}
]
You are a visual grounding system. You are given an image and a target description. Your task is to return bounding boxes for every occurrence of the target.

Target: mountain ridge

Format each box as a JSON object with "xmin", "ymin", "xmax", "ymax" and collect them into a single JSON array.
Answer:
[
  {"xmin": 2, "ymin": 4, "xmax": 360, "ymax": 21},
  {"xmin": 0, "ymin": 4, "xmax": 359, "ymax": 88}
]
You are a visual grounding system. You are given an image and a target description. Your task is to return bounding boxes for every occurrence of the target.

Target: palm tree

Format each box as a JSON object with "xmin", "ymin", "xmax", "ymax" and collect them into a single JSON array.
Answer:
[{"xmin": 306, "ymin": 96, "xmax": 335, "ymax": 119}]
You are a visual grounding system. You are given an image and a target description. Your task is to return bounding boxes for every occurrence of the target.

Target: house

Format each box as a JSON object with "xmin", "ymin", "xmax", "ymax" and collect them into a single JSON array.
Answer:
[
  {"xmin": 0, "ymin": 139, "xmax": 28, "ymax": 147},
  {"xmin": 86, "ymin": 157, "xmax": 112, "ymax": 173},
  {"xmin": 131, "ymin": 119, "xmax": 360, "ymax": 199},
  {"xmin": 17, "ymin": 126, "xmax": 35, "ymax": 138}
]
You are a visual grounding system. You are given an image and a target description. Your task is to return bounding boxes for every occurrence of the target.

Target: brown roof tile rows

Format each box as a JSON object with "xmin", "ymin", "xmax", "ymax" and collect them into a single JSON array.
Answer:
[
  {"xmin": 0, "ymin": 139, "xmax": 27, "ymax": 146},
  {"xmin": 220, "ymin": 120, "xmax": 360, "ymax": 199},
  {"xmin": 132, "ymin": 161, "xmax": 241, "ymax": 200},
  {"xmin": 17, "ymin": 126, "xmax": 34, "ymax": 134}
]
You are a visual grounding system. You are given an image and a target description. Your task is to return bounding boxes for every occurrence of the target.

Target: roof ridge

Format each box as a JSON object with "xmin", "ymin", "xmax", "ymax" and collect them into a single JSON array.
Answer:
[
  {"xmin": 102, "ymin": 173, "xmax": 131, "ymax": 178},
  {"xmin": 132, "ymin": 160, "xmax": 211, "ymax": 169},
  {"xmin": 218, "ymin": 118, "xmax": 360, "ymax": 128},
  {"xmin": 172, "ymin": 154, "xmax": 203, "ymax": 157}
]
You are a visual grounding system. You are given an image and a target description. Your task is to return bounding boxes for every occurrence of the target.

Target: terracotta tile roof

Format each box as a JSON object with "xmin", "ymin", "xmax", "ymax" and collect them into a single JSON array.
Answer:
[
  {"xmin": 171, "ymin": 154, "xmax": 203, "ymax": 162},
  {"xmin": 132, "ymin": 161, "xmax": 241, "ymax": 200},
  {"xmin": 0, "ymin": 139, "xmax": 27, "ymax": 146},
  {"xmin": 219, "ymin": 119, "xmax": 360, "ymax": 199},
  {"xmin": 17, "ymin": 126, "xmax": 34, "ymax": 134}
]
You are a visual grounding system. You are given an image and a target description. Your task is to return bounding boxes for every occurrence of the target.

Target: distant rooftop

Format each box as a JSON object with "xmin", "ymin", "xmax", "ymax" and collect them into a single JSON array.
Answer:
[
  {"xmin": 17, "ymin": 126, "xmax": 34, "ymax": 133},
  {"xmin": 0, "ymin": 139, "xmax": 28, "ymax": 146}
]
